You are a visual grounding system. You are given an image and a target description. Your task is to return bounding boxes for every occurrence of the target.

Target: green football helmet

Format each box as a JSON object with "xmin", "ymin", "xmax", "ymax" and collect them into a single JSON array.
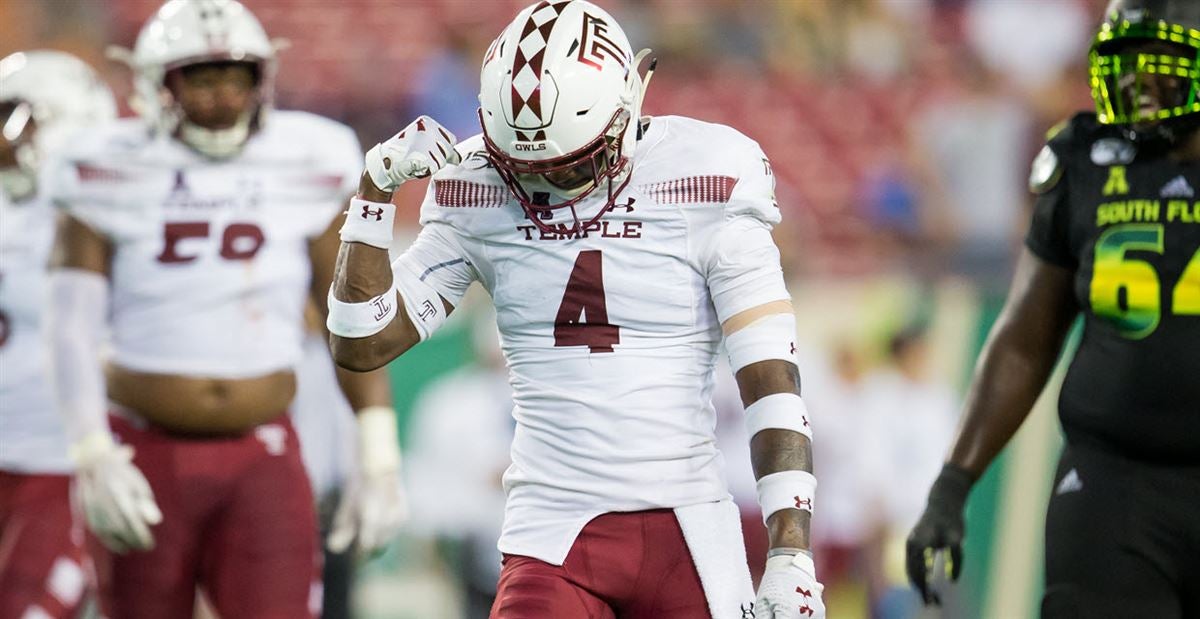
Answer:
[{"xmin": 1090, "ymin": 0, "xmax": 1200, "ymax": 144}]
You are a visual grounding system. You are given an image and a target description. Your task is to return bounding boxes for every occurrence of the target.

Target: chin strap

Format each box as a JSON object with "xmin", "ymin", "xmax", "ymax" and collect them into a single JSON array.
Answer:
[{"xmin": 177, "ymin": 109, "xmax": 254, "ymax": 159}]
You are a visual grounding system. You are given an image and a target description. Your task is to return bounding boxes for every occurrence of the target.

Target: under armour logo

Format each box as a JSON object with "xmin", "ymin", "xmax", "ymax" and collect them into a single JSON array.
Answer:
[
  {"xmin": 361, "ymin": 205, "xmax": 384, "ymax": 221},
  {"xmin": 790, "ymin": 342, "xmax": 796, "ymax": 355},
  {"xmin": 740, "ymin": 603, "xmax": 755, "ymax": 618},
  {"xmin": 371, "ymin": 294, "xmax": 392, "ymax": 321},
  {"xmin": 795, "ymin": 497, "xmax": 812, "ymax": 510},
  {"xmin": 418, "ymin": 300, "xmax": 437, "ymax": 321},
  {"xmin": 802, "ymin": 415, "xmax": 809, "ymax": 427},
  {"xmin": 796, "ymin": 587, "xmax": 814, "ymax": 617},
  {"xmin": 607, "ymin": 197, "xmax": 636, "ymax": 213}
]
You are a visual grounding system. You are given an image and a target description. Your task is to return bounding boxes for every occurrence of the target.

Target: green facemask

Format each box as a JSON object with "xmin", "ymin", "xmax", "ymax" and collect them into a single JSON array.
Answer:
[{"xmin": 1089, "ymin": 15, "xmax": 1200, "ymax": 125}]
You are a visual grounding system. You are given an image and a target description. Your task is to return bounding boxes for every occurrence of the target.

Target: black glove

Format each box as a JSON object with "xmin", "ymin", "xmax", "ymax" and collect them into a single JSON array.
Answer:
[{"xmin": 905, "ymin": 463, "xmax": 973, "ymax": 605}]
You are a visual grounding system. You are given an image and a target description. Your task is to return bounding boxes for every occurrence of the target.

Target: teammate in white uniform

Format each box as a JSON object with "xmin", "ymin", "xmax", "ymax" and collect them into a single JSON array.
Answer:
[
  {"xmin": 327, "ymin": 2, "xmax": 825, "ymax": 617},
  {"xmin": 44, "ymin": 2, "xmax": 405, "ymax": 617},
  {"xmin": 0, "ymin": 50, "xmax": 115, "ymax": 619}
]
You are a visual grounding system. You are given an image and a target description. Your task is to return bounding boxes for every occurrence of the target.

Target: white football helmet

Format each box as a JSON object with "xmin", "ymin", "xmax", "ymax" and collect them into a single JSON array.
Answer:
[
  {"xmin": 479, "ymin": 0, "xmax": 653, "ymax": 232},
  {"xmin": 116, "ymin": 0, "xmax": 278, "ymax": 158},
  {"xmin": 0, "ymin": 50, "xmax": 116, "ymax": 201}
]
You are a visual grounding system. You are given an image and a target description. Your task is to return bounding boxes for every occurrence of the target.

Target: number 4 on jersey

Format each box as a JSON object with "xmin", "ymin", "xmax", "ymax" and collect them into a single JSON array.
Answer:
[{"xmin": 555, "ymin": 250, "xmax": 620, "ymax": 353}]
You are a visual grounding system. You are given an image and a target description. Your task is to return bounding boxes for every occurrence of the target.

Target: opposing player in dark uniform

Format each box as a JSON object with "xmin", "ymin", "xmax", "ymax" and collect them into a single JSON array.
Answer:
[{"xmin": 906, "ymin": 0, "xmax": 1200, "ymax": 616}]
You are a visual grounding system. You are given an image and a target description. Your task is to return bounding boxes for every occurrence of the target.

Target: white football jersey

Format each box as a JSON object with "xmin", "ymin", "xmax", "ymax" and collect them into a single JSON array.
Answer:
[
  {"xmin": 394, "ymin": 115, "xmax": 792, "ymax": 564},
  {"xmin": 46, "ymin": 111, "xmax": 361, "ymax": 378},
  {"xmin": 0, "ymin": 190, "xmax": 70, "ymax": 473}
]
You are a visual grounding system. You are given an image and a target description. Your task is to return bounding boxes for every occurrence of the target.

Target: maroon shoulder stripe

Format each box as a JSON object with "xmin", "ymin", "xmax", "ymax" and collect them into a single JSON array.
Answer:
[
  {"xmin": 434, "ymin": 180, "xmax": 507, "ymax": 208},
  {"xmin": 640, "ymin": 175, "xmax": 738, "ymax": 205}
]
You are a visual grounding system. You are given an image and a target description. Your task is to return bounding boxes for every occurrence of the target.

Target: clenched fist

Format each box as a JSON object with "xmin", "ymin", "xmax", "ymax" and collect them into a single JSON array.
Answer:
[{"xmin": 364, "ymin": 115, "xmax": 460, "ymax": 193}]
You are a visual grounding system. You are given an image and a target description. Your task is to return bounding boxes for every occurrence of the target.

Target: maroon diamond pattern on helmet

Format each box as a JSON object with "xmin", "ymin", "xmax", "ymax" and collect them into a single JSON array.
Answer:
[
  {"xmin": 641, "ymin": 176, "xmax": 739, "ymax": 205},
  {"xmin": 434, "ymin": 180, "xmax": 508, "ymax": 208},
  {"xmin": 510, "ymin": 0, "xmax": 572, "ymax": 133}
]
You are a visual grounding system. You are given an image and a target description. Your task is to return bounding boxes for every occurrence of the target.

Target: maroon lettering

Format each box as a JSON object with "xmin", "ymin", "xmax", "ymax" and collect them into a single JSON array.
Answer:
[
  {"xmin": 158, "ymin": 221, "xmax": 266, "ymax": 263},
  {"xmin": 552, "ymin": 223, "xmax": 581, "ymax": 240},
  {"xmin": 515, "ymin": 220, "xmax": 644, "ymax": 241},
  {"xmin": 219, "ymin": 222, "xmax": 265, "ymax": 260},
  {"xmin": 157, "ymin": 222, "xmax": 211, "ymax": 263},
  {"xmin": 600, "ymin": 221, "xmax": 621, "ymax": 238},
  {"xmin": 554, "ymin": 250, "xmax": 620, "ymax": 353}
]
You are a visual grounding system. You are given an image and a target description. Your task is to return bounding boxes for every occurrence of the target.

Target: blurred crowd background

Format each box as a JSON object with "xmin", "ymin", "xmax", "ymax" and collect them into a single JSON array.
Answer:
[{"xmin": 1, "ymin": 0, "xmax": 1107, "ymax": 617}]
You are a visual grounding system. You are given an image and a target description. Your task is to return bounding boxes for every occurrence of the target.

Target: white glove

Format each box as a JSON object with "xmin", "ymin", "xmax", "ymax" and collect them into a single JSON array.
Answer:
[
  {"xmin": 70, "ymin": 431, "xmax": 162, "ymax": 553},
  {"xmin": 364, "ymin": 115, "xmax": 460, "ymax": 192},
  {"xmin": 327, "ymin": 407, "xmax": 407, "ymax": 554},
  {"xmin": 755, "ymin": 551, "xmax": 826, "ymax": 619}
]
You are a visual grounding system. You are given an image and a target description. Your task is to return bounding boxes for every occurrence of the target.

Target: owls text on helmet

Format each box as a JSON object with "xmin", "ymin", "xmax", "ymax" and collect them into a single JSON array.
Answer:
[
  {"xmin": 0, "ymin": 51, "xmax": 116, "ymax": 201},
  {"xmin": 119, "ymin": 0, "xmax": 279, "ymax": 158},
  {"xmin": 478, "ymin": 0, "xmax": 653, "ymax": 230}
]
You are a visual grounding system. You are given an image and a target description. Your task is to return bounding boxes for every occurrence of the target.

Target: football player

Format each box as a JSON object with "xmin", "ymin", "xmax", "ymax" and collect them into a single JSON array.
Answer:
[
  {"xmin": 44, "ymin": 1, "xmax": 405, "ymax": 617},
  {"xmin": 0, "ymin": 50, "xmax": 116, "ymax": 619},
  {"xmin": 906, "ymin": 0, "xmax": 1200, "ymax": 615},
  {"xmin": 327, "ymin": 1, "xmax": 824, "ymax": 617}
]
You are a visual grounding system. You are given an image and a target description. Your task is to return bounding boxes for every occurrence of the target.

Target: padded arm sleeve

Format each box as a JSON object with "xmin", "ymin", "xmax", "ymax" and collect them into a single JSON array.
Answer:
[
  {"xmin": 390, "ymin": 221, "xmax": 479, "ymax": 339},
  {"xmin": 706, "ymin": 216, "xmax": 791, "ymax": 324},
  {"xmin": 49, "ymin": 269, "xmax": 111, "ymax": 442}
]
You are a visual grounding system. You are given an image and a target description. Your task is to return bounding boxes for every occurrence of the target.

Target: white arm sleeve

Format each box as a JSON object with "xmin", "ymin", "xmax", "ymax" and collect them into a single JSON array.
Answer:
[
  {"xmin": 391, "ymin": 221, "xmax": 478, "ymax": 339},
  {"xmin": 49, "ymin": 269, "xmax": 110, "ymax": 442},
  {"xmin": 706, "ymin": 216, "xmax": 791, "ymax": 323}
]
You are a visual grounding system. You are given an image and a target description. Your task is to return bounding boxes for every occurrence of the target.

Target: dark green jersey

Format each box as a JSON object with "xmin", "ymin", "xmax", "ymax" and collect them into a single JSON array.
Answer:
[{"xmin": 1026, "ymin": 113, "xmax": 1200, "ymax": 464}]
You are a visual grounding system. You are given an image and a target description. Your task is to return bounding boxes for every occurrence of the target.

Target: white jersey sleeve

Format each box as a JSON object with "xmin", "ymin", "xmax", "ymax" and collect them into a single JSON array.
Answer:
[
  {"xmin": 689, "ymin": 133, "xmax": 790, "ymax": 323},
  {"xmin": 299, "ymin": 118, "xmax": 363, "ymax": 239},
  {"xmin": 392, "ymin": 221, "xmax": 479, "ymax": 312},
  {"xmin": 388, "ymin": 170, "xmax": 485, "ymax": 333}
]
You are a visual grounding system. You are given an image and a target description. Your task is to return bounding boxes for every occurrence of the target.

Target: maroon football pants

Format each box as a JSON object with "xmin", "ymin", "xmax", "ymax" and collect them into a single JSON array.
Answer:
[
  {"xmin": 0, "ymin": 472, "xmax": 87, "ymax": 619},
  {"xmin": 491, "ymin": 509, "xmax": 712, "ymax": 619},
  {"xmin": 91, "ymin": 414, "xmax": 318, "ymax": 619}
]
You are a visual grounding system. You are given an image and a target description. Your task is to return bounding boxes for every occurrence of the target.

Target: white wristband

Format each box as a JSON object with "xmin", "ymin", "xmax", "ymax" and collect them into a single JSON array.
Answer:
[
  {"xmin": 757, "ymin": 470, "xmax": 817, "ymax": 524},
  {"xmin": 357, "ymin": 406, "xmax": 401, "ymax": 476},
  {"xmin": 745, "ymin": 393, "xmax": 812, "ymax": 442},
  {"xmin": 340, "ymin": 197, "xmax": 396, "ymax": 250},
  {"xmin": 327, "ymin": 286, "xmax": 398, "ymax": 338},
  {"xmin": 724, "ymin": 313, "xmax": 797, "ymax": 373}
]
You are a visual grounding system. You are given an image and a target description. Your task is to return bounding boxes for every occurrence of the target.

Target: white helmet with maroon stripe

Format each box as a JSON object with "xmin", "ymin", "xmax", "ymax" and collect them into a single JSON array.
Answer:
[
  {"xmin": 478, "ymin": 0, "xmax": 652, "ymax": 231},
  {"xmin": 121, "ymin": 0, "xmax": 277, "ymax": 158}
]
